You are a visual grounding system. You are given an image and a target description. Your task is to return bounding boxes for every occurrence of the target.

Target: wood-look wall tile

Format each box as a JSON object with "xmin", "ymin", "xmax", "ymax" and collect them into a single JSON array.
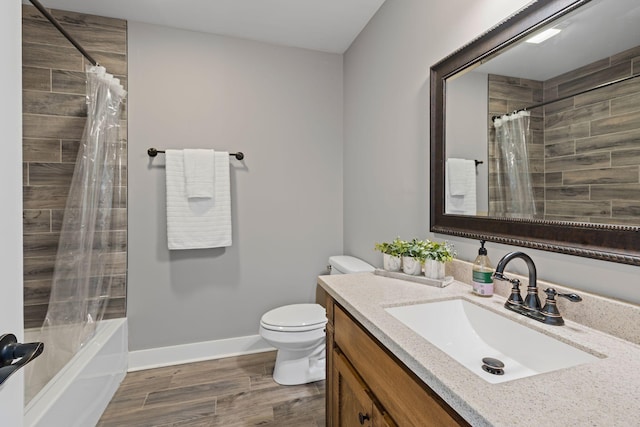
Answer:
[
  {"xmin": 545, "ymin": 152, "xmax": 610, "ymax": 173},
  {"xmin": 51, "ymin": 70, "xmax": 86, "ymax": 95},
  {"xmin": 544, "ymin": 58, "xmax": 610, "ymax": 89},
  {"xmin": 562, "ymin": 166, "xmax": 639, "ymax": 185},
  {"xmin": 23, "ymin": 91, "xmax": 87, "ymax": 117},
  {"xmin": 23, "ymin": 67, "xmax": 51, "ymax": 91},
  {"xmin": 50, "ymin": 8, "xmax": 127, "ymax": 31},
  {"xmin": 591, "ymin": 110, "xmax": 640, "ymax": 137},
  {"xmin": 24, "ymin": 280, "xmax": 52, "ymax": 305},
  {"xmin": 543, "ymin": 97, "xmax": 574, "ymax": 115},
  {"xmin": 574, "ymin": 76, "xmax": 640, "ymax": 108},
  {"xmin": 85, "ymin": 52, "xmax": 127, "ymax": 76},
  {"xmin": 488, "ymin": 81, "xmax": 534, "ymax": 102},
  {"xmin": 23, "ymin": 114, "xmax": 86, "ymax": 139},
  {"xmin": 612, "ymin": 201, "xmax": 640, "ymax": 218},
  {"xmin": 544, "ymin": 122, "xmax": 590, "ymax": 144},
  {"xmin": 591, "ymin": 184, "xmax": 640, "ymax": 201},
  {"xmin": 575, "ymin": 129, "xmax": 640, "ymax": 154},
  {"xmin": 545, "ymin": 141, "xmax": 576, "ymax": 158},
  {"xmin": 24, "ymin": 304, "xmax": 48, "ymax": 329},
  {"xmin": 612, "ymin": 148, "xmax": 640, "ymax": 167},
  {"xmin": 545, "ymin": 172, "xmax": 563, "ymax": 186},
  {"xmin": 29, "ymin": 162, "xmax": 75, "ymax": 186},
  {"xmin": 611, "ymin": 92, "xmax": 640, "ymax": 116},
  {"xmin": 545, "ymin": 186, "xmax": 590, "ymax": 200},
  {"xmin": 544, "ymin": 100, "xmax": 609, "ymax": 130},
  {"xmin": 23, "ymin": 255, "xmax": 56, "ymax": 281},
  {"xmin": 545, "ymin": 200, "xmax": 611, "ymax": 217},
  {"xmin": 23, "ymin": 232, "xmax": 60, "ymax": 257},
  {"xmin": 61, "ymin": 140, "xmax": 80, "ymax": 163},
  {"xmin": 23, "ymin": 185, "xmax": 70, "ymax": 209},
  {"xmin": 23, "ymin": 163, "xmax": 28, "ymax": 186},
  {"xmin": 544, "ymin": 214, "xmax": 592, "ymax": 223},
  {"xmin": 489, "ymin": 98, "xmax": 508, "ymax": 114},
  {"xmin": 488, "ymin": 74, "xmax": 520, "ymax": 84},
  {"xmin": 611, "ymin": 45, "xmax": 640, "ymax": 66},
  {"xmin": 590, "ymin": 216, "xmax": 640, "ymax": 225},
  {"xmin": 556, "ymin": 61, "xmax": 631, "ymax": 98},
  {"xmin": 24, "ymin": 209, "xmax": 51, "ymax": 233},
  {"xmin": 23, "ymin": 138, "xmax": 61, "ymax": 162},
  {"xmin": 22, "ymin": 42, "xmax": 83, "ymax": 71},
  {"xmin": 103, "ymin": 297, "xmax": 127, "ymax": 319}
]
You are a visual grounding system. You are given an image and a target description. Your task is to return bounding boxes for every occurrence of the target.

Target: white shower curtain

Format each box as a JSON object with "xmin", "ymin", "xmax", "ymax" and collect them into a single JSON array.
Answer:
[
  {"xmin": 491, "ymin": 111, "xmax": 537, "ymax": 218},
  {"xmin": 27, "ymin": 65, "xmax": 127, "ymax": 399}
]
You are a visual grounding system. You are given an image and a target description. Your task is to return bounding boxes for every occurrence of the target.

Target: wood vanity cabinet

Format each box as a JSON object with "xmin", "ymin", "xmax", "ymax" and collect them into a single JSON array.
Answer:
[{"xmin": 326, "ymin": 295, "xmax": 470, "ymax": 427}]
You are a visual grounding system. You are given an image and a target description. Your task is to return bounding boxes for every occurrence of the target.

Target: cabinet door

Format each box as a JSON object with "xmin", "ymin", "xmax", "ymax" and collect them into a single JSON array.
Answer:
[
  {"xmin": 333, "ymin": 350, "xmax": 373, "ymax": 427},
  {"xmin": 372, "ymin": 401, "xmax": 397, "ymax": 427}
]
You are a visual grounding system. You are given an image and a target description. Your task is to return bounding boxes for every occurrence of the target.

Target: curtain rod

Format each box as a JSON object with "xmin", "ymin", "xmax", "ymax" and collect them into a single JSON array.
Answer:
[
  {"xmin": 28, "ymin": 0, "xmax": 98, "ymax": 67},
  {"xmin": 492, "ymin": 73, "xmax": 640, "ymax": 121},
  {"xmin": 147, "ymin": 148, "xmax": 245, "ymax": 161}
]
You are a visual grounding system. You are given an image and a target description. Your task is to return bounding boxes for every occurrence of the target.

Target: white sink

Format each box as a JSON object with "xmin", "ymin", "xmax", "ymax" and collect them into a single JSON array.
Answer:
[{"xmin": 385, "ymin": 298, "xmax": 600, "ymax": 383}]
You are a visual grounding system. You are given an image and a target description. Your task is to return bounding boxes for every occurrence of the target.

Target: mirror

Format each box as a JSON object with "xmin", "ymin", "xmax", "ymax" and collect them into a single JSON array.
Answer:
[{"xmin": 431, "ymin": 0, "xmax": 640, "ymax": 265}]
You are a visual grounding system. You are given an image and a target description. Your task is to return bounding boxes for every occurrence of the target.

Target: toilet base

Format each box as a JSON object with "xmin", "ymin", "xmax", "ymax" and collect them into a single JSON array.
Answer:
[{"xmin": 272, "ymin": 345, "xmax": 326, "ymax": 386}]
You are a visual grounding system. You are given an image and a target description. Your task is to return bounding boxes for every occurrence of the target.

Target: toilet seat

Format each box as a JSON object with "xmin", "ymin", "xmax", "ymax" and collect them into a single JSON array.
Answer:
[{"xmin": 260, "ymin": 303, "xmax": 327, "ymax": 332}]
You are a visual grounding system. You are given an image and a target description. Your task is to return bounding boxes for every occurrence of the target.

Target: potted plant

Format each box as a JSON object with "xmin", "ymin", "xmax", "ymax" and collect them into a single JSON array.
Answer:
[
  {"xmin": 423, "ymin": 240, "xmax": 456, "ymax": 279},
  {"xmin": 374, "ymin": 237, "xmax": 404, "ymax": 272},
  {"xmin": 401, "ymin": 238, "xmax": 427, "ymax": 276}
]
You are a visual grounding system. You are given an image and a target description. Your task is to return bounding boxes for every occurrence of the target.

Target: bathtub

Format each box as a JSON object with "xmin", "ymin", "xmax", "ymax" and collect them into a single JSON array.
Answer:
[{"xmin": 24, "ymin": 318, "xmax": 128, "ymax": 427}]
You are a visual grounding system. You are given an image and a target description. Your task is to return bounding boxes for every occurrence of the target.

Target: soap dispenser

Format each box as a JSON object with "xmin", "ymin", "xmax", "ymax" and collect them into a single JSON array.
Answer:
[{"xmin": 472, "ymin": 240, "xmax": 494, "ymax": 297}]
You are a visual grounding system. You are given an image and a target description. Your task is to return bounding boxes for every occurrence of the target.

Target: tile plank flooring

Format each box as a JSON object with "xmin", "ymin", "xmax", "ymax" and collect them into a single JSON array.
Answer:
[{"xmin": 98, "ymin": 351, "xmax": 325, "ymax": 427}]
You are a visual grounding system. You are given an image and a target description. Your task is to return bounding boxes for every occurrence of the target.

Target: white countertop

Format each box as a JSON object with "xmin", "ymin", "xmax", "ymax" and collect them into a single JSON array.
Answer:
[{"xmin": 319, "ymin": 272, "xmax": 640, "ymax": 427}]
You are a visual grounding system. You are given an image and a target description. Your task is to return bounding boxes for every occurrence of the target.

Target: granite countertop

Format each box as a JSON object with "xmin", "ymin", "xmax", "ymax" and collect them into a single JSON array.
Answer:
[{"xmin": 318, "ymin": 272, "xmax": 640, "ymax": 427}]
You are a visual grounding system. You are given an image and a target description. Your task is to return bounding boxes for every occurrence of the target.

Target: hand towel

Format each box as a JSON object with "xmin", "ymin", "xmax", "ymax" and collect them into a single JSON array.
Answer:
[
  {"xmin": 445, "ymin": 158, "xmax": 477, "ymax": 215},
  {"xmin": 183, "ymin": 149, "xmax": 215, "ymax": 198},
  {"xmin": 165, "ymin": 150, "xmax": 232, "ymax": 250}
]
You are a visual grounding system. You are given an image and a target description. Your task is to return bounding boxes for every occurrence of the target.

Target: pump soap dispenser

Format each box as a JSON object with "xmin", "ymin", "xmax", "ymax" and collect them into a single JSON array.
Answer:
[{"xmin": 472, "ymin": 240, "xmax": 494, "ymax": 297}]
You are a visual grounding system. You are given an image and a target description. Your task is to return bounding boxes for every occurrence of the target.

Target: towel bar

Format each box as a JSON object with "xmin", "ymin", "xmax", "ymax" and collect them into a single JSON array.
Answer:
[{"xmin": 147, "ymin": 148, "xmax": 244, "ymax": 160}]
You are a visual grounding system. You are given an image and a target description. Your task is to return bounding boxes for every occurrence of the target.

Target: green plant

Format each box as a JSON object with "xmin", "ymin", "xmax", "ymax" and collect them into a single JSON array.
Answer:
[
  {"xmin": 374, "ymin": 237, "xmax": 406, "ymax": 257},
  {"xmin": 423, "ymin": 240, "xmax": 456, "ymax": 262}
]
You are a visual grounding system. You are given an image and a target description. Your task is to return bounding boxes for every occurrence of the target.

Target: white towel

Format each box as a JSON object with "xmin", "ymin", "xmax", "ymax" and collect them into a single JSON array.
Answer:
[
  {"xmin": 445, "ymin": 158, "xmax": 477, "ymax": 215},
  {"xmin": 184, "ymin": 149, "xmax": 215, "ymax": 198},
  {"xmin": 165, "ymin": 150, "xmax": 232, "ymax": 250}
]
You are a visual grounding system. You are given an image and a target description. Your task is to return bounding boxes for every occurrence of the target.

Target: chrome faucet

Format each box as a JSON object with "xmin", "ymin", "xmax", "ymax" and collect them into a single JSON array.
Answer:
[{"xmin": 493, "ymin": 251, "xmax": 581, "ymax": 325}]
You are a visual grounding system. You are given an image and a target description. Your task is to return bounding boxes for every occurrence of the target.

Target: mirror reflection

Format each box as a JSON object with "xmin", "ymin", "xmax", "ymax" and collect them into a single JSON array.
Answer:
[{"xmin": 445, "ymin": 0, "xmax": 640, "ymax": 224}]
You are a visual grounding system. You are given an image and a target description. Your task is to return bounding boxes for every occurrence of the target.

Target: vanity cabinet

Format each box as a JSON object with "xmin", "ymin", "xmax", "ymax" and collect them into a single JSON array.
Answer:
[{"xmin": 326, "ymin": 296, "xmax": 469, "ymax": 427}]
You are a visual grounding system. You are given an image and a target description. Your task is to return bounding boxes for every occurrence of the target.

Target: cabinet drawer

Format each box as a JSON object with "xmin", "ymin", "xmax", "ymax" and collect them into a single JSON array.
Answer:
[{"xmin": 334, "ymin": 304, "xmax": 467, "ymax": 427}]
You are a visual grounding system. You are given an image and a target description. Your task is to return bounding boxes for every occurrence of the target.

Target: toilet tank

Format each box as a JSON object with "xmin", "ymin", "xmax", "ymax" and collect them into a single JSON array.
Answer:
[{"xmin": 329, "ymin": 256, "xmax": 374, "ymax": 275}]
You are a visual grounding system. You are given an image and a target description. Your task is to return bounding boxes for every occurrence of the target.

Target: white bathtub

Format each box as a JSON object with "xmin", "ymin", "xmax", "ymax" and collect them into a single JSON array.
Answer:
[{"xmin": 24, "ymin": 318, "xmax": 128, "ymax": 427}]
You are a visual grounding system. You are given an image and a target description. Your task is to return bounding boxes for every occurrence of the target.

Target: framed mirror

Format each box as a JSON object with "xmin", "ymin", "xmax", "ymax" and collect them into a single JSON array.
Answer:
[{"xmin": 430, "ymin": 0, "xmax": 640, "ymax": 265}]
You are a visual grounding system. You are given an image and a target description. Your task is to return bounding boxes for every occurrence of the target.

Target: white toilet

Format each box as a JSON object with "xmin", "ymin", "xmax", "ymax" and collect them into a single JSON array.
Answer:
[{"xmin": 259, "ymin": 255, "xmax": 374, "ymax": 385}]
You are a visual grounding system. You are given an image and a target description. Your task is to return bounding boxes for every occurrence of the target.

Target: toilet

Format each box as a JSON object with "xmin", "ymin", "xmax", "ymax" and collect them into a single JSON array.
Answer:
[{"xmin": 259, "ymin": 255, "xmax": 374, "ymax": 385}]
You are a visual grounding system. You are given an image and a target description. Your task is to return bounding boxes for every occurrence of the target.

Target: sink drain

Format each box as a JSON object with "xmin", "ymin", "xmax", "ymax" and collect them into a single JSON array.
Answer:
[{"xmin": 481, "ymin": 357, "xmax": 505, "ymax": 375}]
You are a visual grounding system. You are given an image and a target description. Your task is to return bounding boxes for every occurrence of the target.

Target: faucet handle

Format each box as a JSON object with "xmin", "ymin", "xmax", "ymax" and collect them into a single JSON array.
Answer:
[
  {"xmin": 541, "ymin": 288, "xmax": 581, "ymax": 326},
  {"xmin": 504, "ymin": 278, "xmax": 524, "ymax": 307}
]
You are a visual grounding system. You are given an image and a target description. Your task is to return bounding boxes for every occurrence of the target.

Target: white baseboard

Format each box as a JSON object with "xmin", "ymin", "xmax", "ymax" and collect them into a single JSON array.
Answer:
[{"xmin": 128, "ymin": 334, "xmax": 275, "ymax": 372}]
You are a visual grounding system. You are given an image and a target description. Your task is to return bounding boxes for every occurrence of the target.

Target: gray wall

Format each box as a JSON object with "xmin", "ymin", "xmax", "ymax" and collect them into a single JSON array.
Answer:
[
  {"xmin": 128, "ymin": 22, "xmax": 343, "ymax": 351},
  {"xmin": 343, "ymin": 0, "xmax": 640, "ymax": 304}
]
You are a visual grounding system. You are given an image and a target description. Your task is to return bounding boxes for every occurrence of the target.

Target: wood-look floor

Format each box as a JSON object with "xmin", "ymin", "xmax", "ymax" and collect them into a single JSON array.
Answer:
[{"xmin": 98, "ymin": 351, "xmax": 325, "ymax": 427}]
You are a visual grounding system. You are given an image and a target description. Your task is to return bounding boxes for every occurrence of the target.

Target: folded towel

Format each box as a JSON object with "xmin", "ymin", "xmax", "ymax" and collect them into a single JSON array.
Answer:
[
  {"xmin": 445, "ymin": 158, "xmax": 477, "ymax": 215},
  {"xmin": 184, "ymin": 149, "xmax": 215, "ymax": 198},
  {"xmin": 165, "ymin": 150, "xmax": 232, "ymax": 250}
]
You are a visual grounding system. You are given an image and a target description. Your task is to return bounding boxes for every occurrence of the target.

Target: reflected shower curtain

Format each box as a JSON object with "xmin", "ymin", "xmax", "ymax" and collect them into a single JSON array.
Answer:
[
  {"xmin": 491, "ymin": 111, "xmax": 537, "ymax": 218},
  {"xmin": 28, "ymin": 66, "xmax": 127, "ymax": 396}
]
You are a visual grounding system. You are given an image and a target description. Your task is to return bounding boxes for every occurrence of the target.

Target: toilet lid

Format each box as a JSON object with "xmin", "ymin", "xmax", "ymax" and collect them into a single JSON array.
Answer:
[{"xmin": 261, "ymin": 304, "xmax": 327, "ymax": 332}]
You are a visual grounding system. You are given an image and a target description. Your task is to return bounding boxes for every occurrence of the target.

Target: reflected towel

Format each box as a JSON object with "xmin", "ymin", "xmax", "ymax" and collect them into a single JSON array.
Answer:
[
  {"xmin": 446, "ymin": 158, "xmax": 476, "ymax": 215},
  {"xmin": 184, "ymin": 149, "xmax": 215, "ymax": 198},
  {"xmin": 165, "ymin": 150, "xmax": 232, "ymax": 249}
]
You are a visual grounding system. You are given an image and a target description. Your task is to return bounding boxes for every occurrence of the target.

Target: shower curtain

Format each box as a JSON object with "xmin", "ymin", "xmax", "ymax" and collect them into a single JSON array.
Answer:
[
  {"xmin": 491, "ymin": 111, "xmax": 537, "ymax": 218},
  {"xmin": 28, "ymin": 65, "xmax": 127, "ymax": 396}
]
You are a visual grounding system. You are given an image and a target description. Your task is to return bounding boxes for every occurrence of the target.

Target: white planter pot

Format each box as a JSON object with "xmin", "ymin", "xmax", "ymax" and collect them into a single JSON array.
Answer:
[
  {"xmin": 383, "ymin": 254, "xmax": 402, "ymax": 272},
  {"xmin": 424, "ymin": 260, "xmax": 445, "ymax": 279},
  {"xmin": 402, "ymin": 256, "xmax": 422, "ymax": 276}
]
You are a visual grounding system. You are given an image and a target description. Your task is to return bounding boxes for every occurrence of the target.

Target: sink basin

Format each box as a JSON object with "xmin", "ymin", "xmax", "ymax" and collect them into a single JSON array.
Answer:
[{"xmin": 385, "ymin": 298, "xmax": 600, "ymax": 383}]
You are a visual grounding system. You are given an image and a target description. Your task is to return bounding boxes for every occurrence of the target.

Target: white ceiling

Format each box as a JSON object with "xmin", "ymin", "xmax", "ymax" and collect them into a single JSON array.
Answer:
[
  {"xmin": 475, "ymin": 0, "xmax": 640, "ymax": 80},
  {"xmin": 29, "ymin": 0, "xmax": 386, "ymax": 54}
]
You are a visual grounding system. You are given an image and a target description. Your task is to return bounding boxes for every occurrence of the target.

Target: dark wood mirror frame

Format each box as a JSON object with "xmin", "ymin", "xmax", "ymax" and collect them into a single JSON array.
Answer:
[{"xmin": 430, "ymin": 0, "xmax": 640, "ymax": 266}]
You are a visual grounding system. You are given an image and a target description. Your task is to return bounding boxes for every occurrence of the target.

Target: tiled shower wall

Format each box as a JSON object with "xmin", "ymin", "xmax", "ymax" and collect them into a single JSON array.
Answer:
[
  {"xmin": 487, "ymin": 74, "xmax": 545, "ymax": 218},
  {"xmin": 488, "ymin": 44, "xmax": 640, "ymax": 223},
  {"xmin": 542, "ymin": 45, "xmax": 640, "ymax": 223},
  {"xmin": 22, "ymin": 5, "xmax": 127, "ymax": 328}
]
